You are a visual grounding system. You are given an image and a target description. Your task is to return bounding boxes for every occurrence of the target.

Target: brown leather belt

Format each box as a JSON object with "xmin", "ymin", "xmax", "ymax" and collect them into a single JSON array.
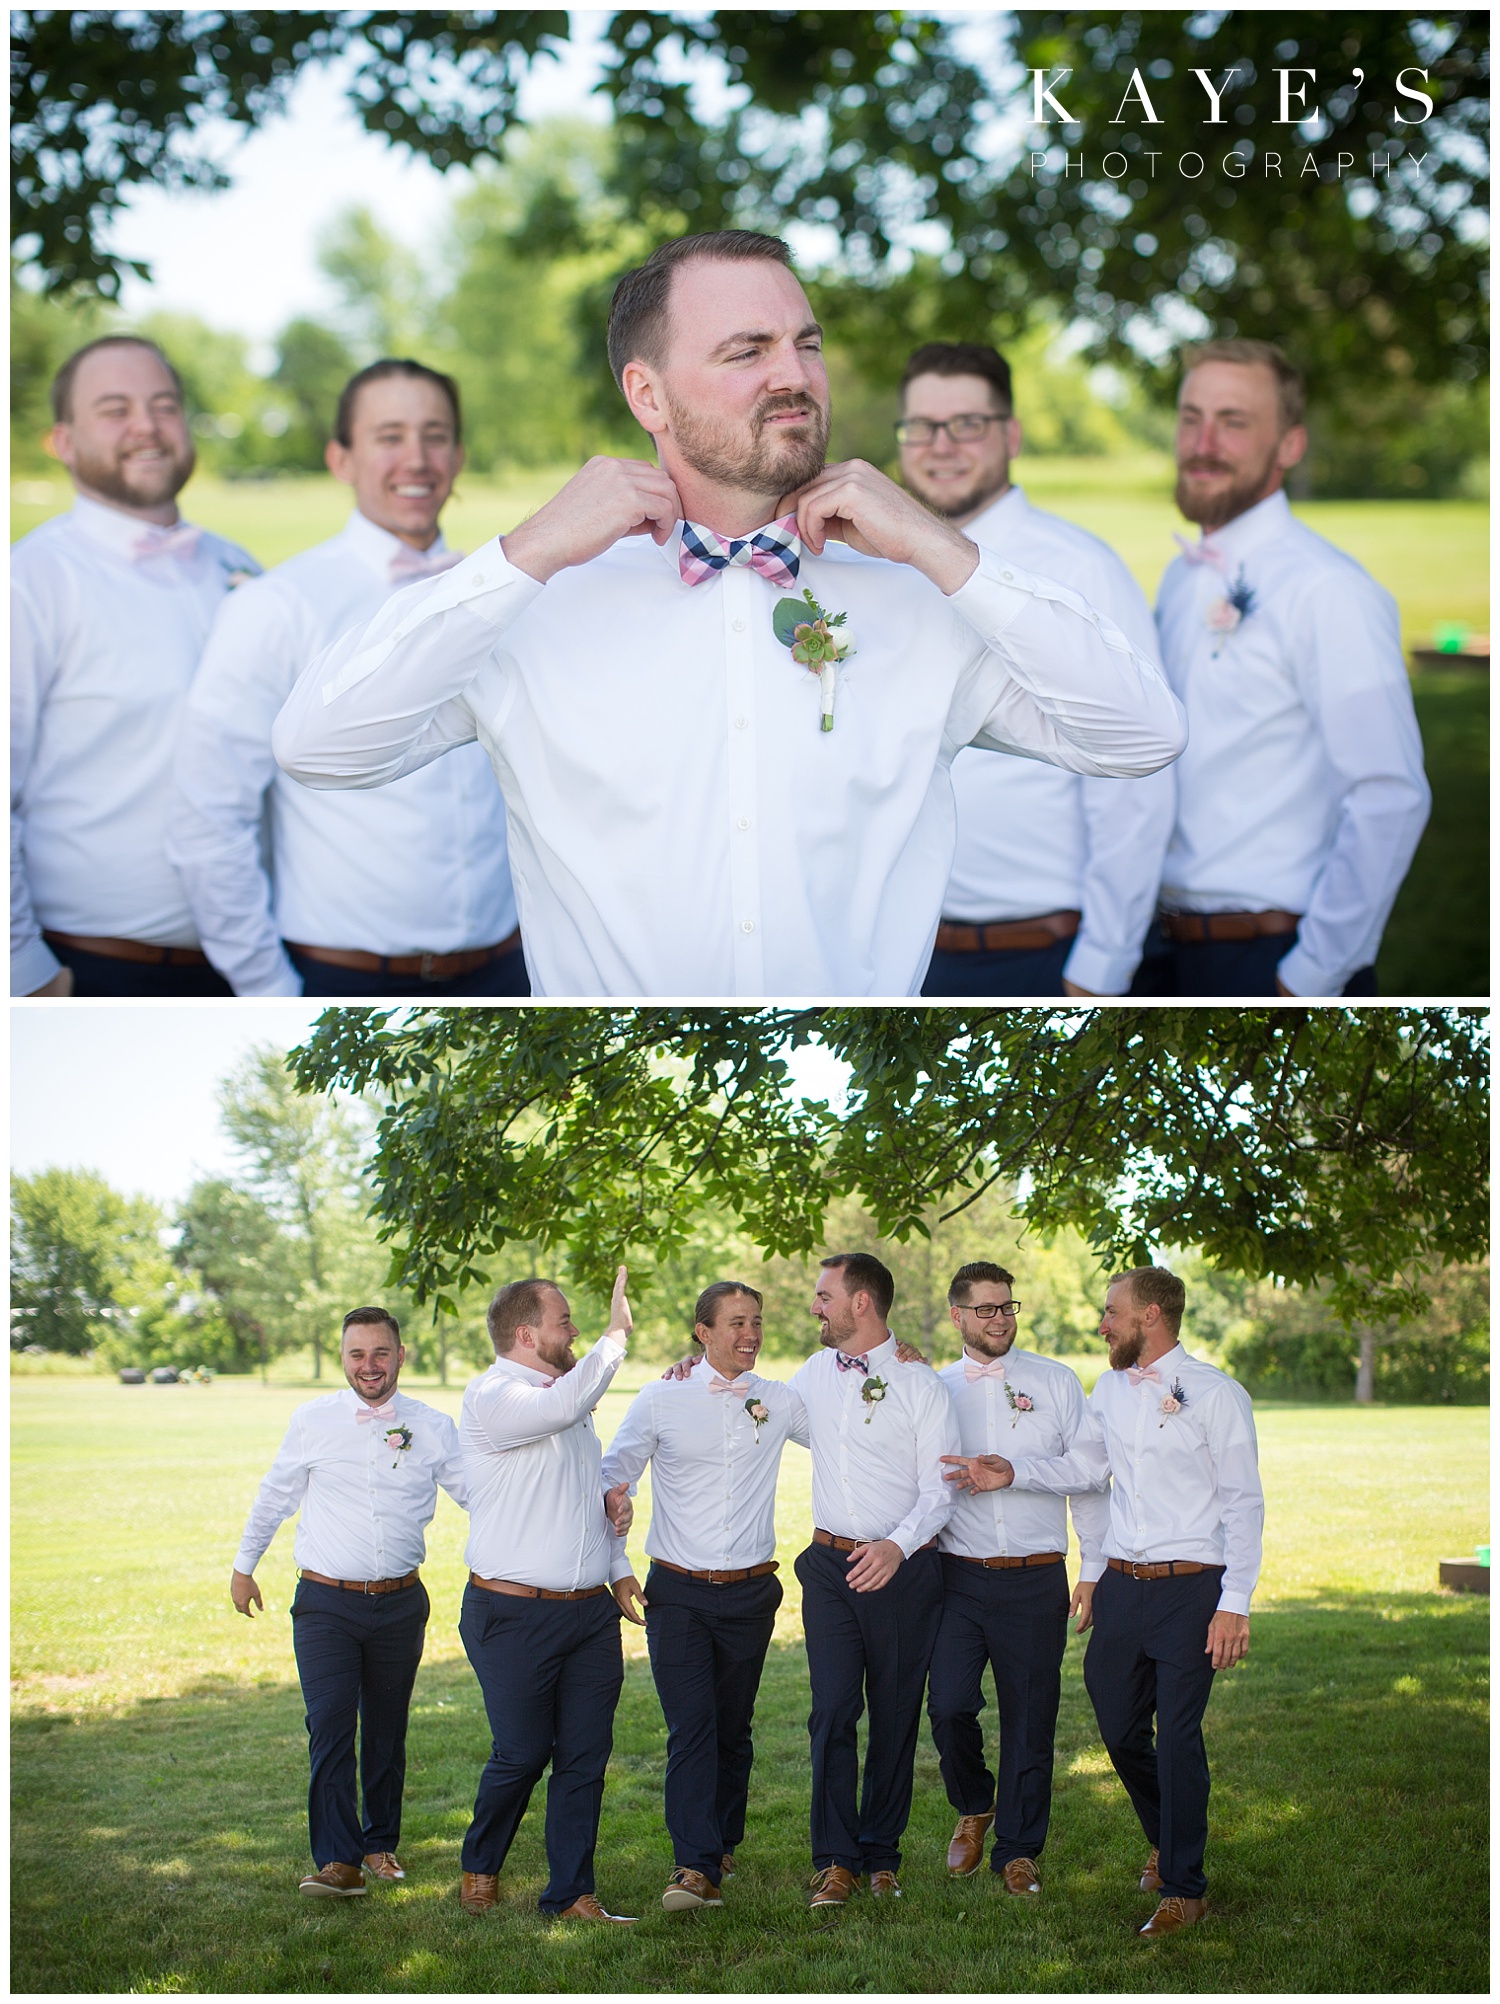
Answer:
[
  {"xmin": 1107, "ymin": 1558, "xmax": 1218, "ymax": 1580},
  {"xmin": 1161, "ymin": 910, "xmax": 1299, "ymax": 944},
  {"xmin": 469, "ymin": 1571, "xmax": 608, "ymax": 1601},
  {"xmin": 952, "ymin": 1551, "xmax": 1066, "ymax": 1570},
  {"xmin": 286, "ymin": 926, "xmax": 522, "ymax": 981},
  {"xmin": 44, "ymin": 930, "xmax": 211, "ymax": 968},
  {"xmin": 651, "ymin": 1558, "xmax": 780, "ymax": 1585},
  {"xmin": 299, "ymin": 1568, "xmax": 420, "ymax": 1595},
  {"xmin": 935, "ymin": 911, "xmax": 1081, "ymax": 953},
  {"xmin": 813, "ymin": 1529, "xmax": 939, "ymax": 1555}
]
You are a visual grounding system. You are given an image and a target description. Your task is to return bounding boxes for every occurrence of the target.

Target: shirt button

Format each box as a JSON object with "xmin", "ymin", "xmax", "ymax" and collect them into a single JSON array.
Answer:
[
  {"xmin": 471, "ymin": 572, "xmax": 485, "ymax": 586},
  {"xmin": 740, "ymin": 919, "xmax": 755, "ymax": 934},
  {"xmin": 734, "ymin": 715, "xmax": 748, "ymax": 730},
  {"xmin": 736, "ymin": 816, "xmax": 751, "ymax": 831},
  {"xmin": 732, "ymin": 617, "xmax": 746, "ymax": 632},
  {"xmin": 1001, "ymin": 569, "xmax": 1014, "ymax": 582}
]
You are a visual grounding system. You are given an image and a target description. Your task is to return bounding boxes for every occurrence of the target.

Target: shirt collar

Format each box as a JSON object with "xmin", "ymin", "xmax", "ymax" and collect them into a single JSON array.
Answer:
[
  {"xmin": 858, "ymin": 1334, "xmax": 897, "ymax": 1370},
  {"xmin": 1185, "ymin": 487, "xmax": 1292, "ymax": 570},
  {"xmin": 69, "ymin": 491, "xmax": 189, "ymax": 558},
  {"xmin": 489, "ymin": 1353, "xmax": 557, "ymax": 1390},
  {"xmin": 1130, "ymin": 1342, "xmax": 1184, "ymax": 1381},
  {"xmin": 342, "ymin": 508, "xmax": 449, "ymax": 577},
  {"xmin": 965, "ymin": 483, "xmax": 1027, "ymax": 541}
]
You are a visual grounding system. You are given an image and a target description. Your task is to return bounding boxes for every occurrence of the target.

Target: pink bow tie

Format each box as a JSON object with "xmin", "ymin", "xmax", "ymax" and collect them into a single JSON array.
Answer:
[
  {"xmin": 679, "ymin": 515, "xmax": 802, "ymax": 591},
  {"xmin": 355, "ymin": 1398, "xmax": 398, "ymax": 1424},
  {"xmin": 834, "ymin": 1351, "xmax": 869, "ymax": 1376},
  {"xmin": 131, "ymin": 523, "xmax": 201, "ymax": 565},
  {"xmin": 1126, "ymin": 1364, "xmax": 1162, "ymax": 1388},
  {"xmin": 707, "ymin": 1373, "xmax": 743, "ymax": 1394},
  {"xmin": 964, "ymin": 1356, "xmax": 1007, "ymax": 1384},
  {"xmin": 389, "ymin": 545, "xmax": 464, "ymax": 584},
  {"xmin": 1174, "ymin": 533, "xmax": 1226, "ymax": 571}
]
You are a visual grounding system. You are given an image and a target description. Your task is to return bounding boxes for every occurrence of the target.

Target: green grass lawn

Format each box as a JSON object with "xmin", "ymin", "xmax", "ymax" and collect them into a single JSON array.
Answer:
[{"xmin": 11, "ymin": 1373, "xmax": 1489, "ymax": 1993}]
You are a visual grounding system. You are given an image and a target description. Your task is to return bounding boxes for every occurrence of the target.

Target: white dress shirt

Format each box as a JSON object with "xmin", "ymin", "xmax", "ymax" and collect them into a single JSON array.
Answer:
[
  {"xmin": 232, "ymin": 1387, "xmax": 465, "ymax": 1580},
  {"xmin": 599, "ymin": 1358, "xmax": 810, "ymax": 1572},
  {"xmin": 1156, "ymin": 488, "xmax": 1430, "ymax": 994},
  {"xmin": 942, "ymin": 488, "xmax": 1176, "ymax": 993},
  {"xmin": 1005, "ymin": 1344, "xmax": 1264, "ymax": 1617},
  {"xmin": 938, "ymin": 1348, "xmax": 1111, "ymax": 1564},
  {"xmin": 460, "ymin": 1334, "xmax": 631, "ymax": 1591},
  {"xmin": 272, "ymin": 525, "xmax": 1186, "ymax": 997},
  {"xmin": 790, "ymin": 1337, "xmax": 959, "ymax": 1557},
  {"xmin": 10, "ymin": 495, "xmax": 260, "ymax": 994},
  {"xmin": 167, "ymin": 510, "xmax": 518, "ymax": 996}
]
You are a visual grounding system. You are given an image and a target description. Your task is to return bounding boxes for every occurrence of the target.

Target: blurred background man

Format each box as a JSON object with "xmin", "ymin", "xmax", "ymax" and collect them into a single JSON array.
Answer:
[
  {"xmin": 898, "ymin": 341, "xmax": 1173, "ymax": 998},
  {"xmin": 169, "ymin": 359, "xmax": 525, "ymax": 996},
  {"xmin": 12, "ymin": 335, "xmax": 259, "ymax": 996}
]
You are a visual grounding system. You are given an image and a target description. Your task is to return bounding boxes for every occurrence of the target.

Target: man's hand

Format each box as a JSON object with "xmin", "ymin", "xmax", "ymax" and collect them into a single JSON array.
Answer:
[
  {"xmin": 231, "ymin": 1569, "xmax": 263, "ymax": 1618},
  {"xmin": 785, "ymin": 460, "xmax": 980, "ymax": 595},
  {"xmin": 29, "ymin": 967, "xmax": 75, "ymax": 997},
  {"xmin": 502, "ymin": 457, "xmax": 683, "ymax": 583},
  {"xmin": 613, "ymin": 1575, "xmax": 647, "ymax": 1625},
  {"xmin": 845, "ymin": 1538, "xmax": 904, "ymax": 1593},
  {"xmin": 1275, "ymin": 976, "xmax": 1296, "ymax": 997},
  {"xmin": 605, "ymin": 1481, "xmax": 633, "ymax": 1536},
  {"xmin": 1206, "ymin": 1610, "xmax": 1250, "ymax": 1670},
  {"xmin": 661, "ymin": 1354, "xmax": 697, "ymax": 1382},
  {"xmin": 1069, "ymin": 1579, "xmax": 1096, "ymax": 1635},
  {"xmin": 893, "ymin": 1339, "xmax": 930, "ymax": 1365},
  {"xmin": 940, "ymin": 1453, "xmax": 1016, "ymax": 1493},
  {"xmin": 1062, "ymin": 979, "xmax": 1107, "ymax": 997},
  {"xmin": 607, "ymin": 1263, "xmax": 632, "ymax": 1343}
]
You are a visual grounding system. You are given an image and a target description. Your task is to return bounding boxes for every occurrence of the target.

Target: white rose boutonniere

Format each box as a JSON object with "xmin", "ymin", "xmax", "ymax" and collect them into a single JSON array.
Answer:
[{"xmin": 860, "ymin": 1376, "xmax": 888, "ymax": 1424}]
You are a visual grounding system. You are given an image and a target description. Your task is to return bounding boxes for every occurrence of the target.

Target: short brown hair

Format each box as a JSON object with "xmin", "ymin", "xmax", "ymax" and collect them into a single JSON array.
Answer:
[
  {"xmin": 1111, "ymin": 1266, "xmax": 1186, "ymax": 1336},
  {"xmin": 486, "ymin": 1277, "xmax": 560, "ymax": 1356},
  {"xmin": 341, "ymin": 1306, "xmax": 401, "ymax": 1342},
  {"xmin": 334, "ymin": 358, "xmax": 462, "ymax": 448},
  {"xmin": 820, "ymin": 1252, "xmax": 895, "ymax": 1323},
  {"xmin": 900, "ymin": 341, "xmax": 1013, "ymax": 415},
  {"xmin": 1179, "ymin": 337, "xmax": 1306, "ymax": 431},
  {"xmin": 51, "ymin": 335, "xmax": 185, "ymax": 424},
  {"xmin": 692, "ymin": 1281, "xmax": 764, "ymax": 1340},
  {"xmin": 948, "ymin": 1261, "xmax": 1015, "ymax": 1305},
  {"xmin": 606, "ymin": 231, "xmax": 795, "ymax": 388}
]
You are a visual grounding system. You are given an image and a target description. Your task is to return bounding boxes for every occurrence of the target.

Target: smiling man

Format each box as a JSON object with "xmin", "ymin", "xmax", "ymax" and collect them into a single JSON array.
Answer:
[
  {"xmin": 273, "ymin": 230, "xmax": 1185, "ymax": 998},
  {"xmin": 231, "ymin": 1306, "xmax": 466, "ymax": 1898},
  {"xmin": 1150, "ymin": 338, "xmax": 1429, "ymax": 996},
  {"xmin": 12, "ymin": 335, "xmax": 260, "ymax": 996},
  {"xmin": 168, "ymin": 359, "xmax": 524, "ymax": 996},
  {"xmin": 601, "ymin": 1282, "xmax": 810, "ymax": 1911}
]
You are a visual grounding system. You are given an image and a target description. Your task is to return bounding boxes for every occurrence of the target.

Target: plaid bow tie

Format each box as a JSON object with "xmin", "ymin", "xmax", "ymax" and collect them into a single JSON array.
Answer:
[
  {"xmin": 679, "ymin": 515, "xmax": 802, "ymax": 590},
  {"xmin": 131, "ymin": 523, "xmax": 202, "ymax": 565},
  {"xmin": 1174, "ymin": 533, "xmax": 1226, "ymax": 572},
  {"xmin": 964, "ymin": 1356, "xmax": 1007, "ymax": 1384},
  {"xmin": 834, "ymin": 1351, "xmax": 869, "ymax": 1376},
  {"xmin": 355, "ymin": 1398, "xmax": 398, "ymax": 1424},
  {"xmin": 1126, "ymin": 1364, "xmax": 1163, "ymax": 1388},
  {"xmin": 389, "ymin": 545, "xmax": 464, "ymax": 585}
]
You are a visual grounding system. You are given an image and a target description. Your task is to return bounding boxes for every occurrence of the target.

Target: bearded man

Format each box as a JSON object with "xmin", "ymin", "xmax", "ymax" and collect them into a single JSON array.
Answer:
[
  {"xmin": 1143, "ymin": 338, "xmax": 1429, "ymax": 997},
  {"xmin": 12, "ymin": 336, "xmax": 259, "ymax": 995},
  {"xmin": 273, "ymin": 230, "xmax": 1185, "ymax": 998}
]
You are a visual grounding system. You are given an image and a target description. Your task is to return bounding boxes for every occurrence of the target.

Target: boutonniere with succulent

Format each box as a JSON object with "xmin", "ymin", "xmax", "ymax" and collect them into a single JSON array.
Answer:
[
  {"xmin": 1205, "ymin": 570, "xmax": 1256, "ymax": 656},
  {"xmin": 744, "ymin": 1393, "xmax": 771, "ymax": 1442},
  {"xmin": 1003, "ymin": 1383, "xmax": 1035, "ymax": 1425},
  {"xmin": 860, "ymin": 1376, "xmax": 888, "ymax": 1423},
  {"xmin": 1158, "ymin": 1382, "xmax": 1189, "ymax": 1427},
  {"xmin": 382, "ymin": 1424, "xmax": 414, "ymax": 1467},
  {"xmin": 774, "ymin": 586, "xmax": 856, "ymax": 731}
]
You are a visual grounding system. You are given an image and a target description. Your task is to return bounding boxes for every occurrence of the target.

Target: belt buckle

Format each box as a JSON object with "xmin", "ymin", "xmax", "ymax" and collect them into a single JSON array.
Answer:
[{"xmin": 1130, "ymin": 1560, "xmax": 1151, "ymax": 1581}]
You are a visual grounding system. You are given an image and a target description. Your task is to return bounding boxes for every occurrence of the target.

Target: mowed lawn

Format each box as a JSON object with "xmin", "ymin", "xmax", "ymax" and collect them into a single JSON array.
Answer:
[
  {"xmin": 10, "ymin": 1369, "xmax": 1489, "ymax": 1994},
  {"xmin": 11, "ymin": 466, "xmax": 1487, "ymax": 994}
]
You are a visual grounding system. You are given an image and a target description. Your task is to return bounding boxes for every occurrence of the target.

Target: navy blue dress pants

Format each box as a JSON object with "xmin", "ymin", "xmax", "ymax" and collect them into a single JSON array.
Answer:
[
  {"xmin": 458, "ymin": 1583, "xmax": 624, "ymax": 1912},
  {"xmin": 1082, "ymin": 1566, "xmax": 1225, "ymax": 1899},
  {"xmin": 926, "ymin": 1555, "xmax": 1070, "ymax": 1870},
  {"xmin": 794, "ymin": 1540, "xmax": 944, "ymax": 1875},
  {"xmin": 644, "ymin": 1562, "xmax": 782, "ymax": 1883},
  {"xmin": 46, "ymin": 942, "xmax": 233, "ymax": 997},
  {"xmin": 922, "ymin": 938, "xmax": 1073, "ymax": 997},
  {"xmin": 289, "ymin": 1576, "xmax": 429, "ymax": 1868},
  {"xmin": 1128, "ymin": 920, "xmax": 1376, "ymax": 996},
  {"xmin": 287, "ymin": 941, "xmax": 531, "ymax": 996}
]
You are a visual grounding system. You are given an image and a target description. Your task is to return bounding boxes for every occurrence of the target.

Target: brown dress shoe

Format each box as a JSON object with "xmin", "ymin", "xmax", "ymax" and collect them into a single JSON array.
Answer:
[
  {"xmin": 868, "ymin": 1870, "xmax": 902, "ymax": 1898},
  {"xmin": 808, "ymin": 1865, "xmax": 860, "ymax": 1908},
  {"xmin": 721, "ymin": 1853, "xmax": 736, "ymax": 1879},
  {"xmin": 1139, "ymin": 1895, "xmax": 1208, "ymax": 1938},
  {"xmin": 1140, "ymin": 1847, "xmax": 1162, "ymax": 1894},
  {"xmin": 553, "ymin": 1893, "xmax": 638, "ymax": 1924},
  {"xmin": 459, "ymin": 1871, "xmax": 499, "ymax": 1914},
  {"xmin": 299, "ymin": 1862, "xmax": 366, "ymax": 1897},
  {"xmin": 362, "ymin": 1852, "xmax": 406, "ymax": 1882},
  {"xmin": 947, "ymin": 1812, "xmax": 994, "ymax": 1877},
  {"xmin": 1001, "ymin": 1856, "xmax": 1042, "ymax": 1897},
  {"xmin": 662, "ymin": 1867, "xmax": 723, "ymax": 1911}
]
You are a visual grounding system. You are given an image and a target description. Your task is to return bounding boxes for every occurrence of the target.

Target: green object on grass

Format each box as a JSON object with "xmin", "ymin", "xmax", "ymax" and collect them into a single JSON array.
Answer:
[
  {"xmin": 1434, "ymin": 621, "xmax": 1468, "ymax": 652},
  {"xmin": 1477, "ymin": 1544, "xmax": 1490, "ymax": 1565}
]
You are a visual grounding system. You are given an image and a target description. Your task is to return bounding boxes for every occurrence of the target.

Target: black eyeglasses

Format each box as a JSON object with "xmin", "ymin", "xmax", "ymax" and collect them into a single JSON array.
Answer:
[
  {"xmin": 964, "ymin": 1300, "xmax": 1021, "ymax": 1319},
  {"xmin": 894, "ymin": 413, "xmax": 1010, "ymax": 446}
]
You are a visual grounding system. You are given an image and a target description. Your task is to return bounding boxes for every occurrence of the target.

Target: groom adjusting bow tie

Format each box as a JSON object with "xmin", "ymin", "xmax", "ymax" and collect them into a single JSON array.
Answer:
[{"xmin": 678, "ymin": 516, "xmax": 802, "ymax": 590}]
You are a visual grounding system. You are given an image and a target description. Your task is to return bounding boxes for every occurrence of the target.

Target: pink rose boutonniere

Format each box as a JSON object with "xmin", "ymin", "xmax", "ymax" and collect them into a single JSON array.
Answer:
[
  {"xmin": 1158, "ymin": 1382, "xmax": 1189, "ymax": 1427},
  {"xmin": 382, "ymin": 1424, "xmax": 413, "ymax": 1467},
  {"xmin": 1003, "ymin": 1383, "xmax": 1035, "ymax": 1427},
  {"xmin": 744, "ymin": 1394, "xmax": 771, "ymax": 1442},
  {"xmin": 1205, "ymin": 571, "xmax": 1256, "ymax": 657}
]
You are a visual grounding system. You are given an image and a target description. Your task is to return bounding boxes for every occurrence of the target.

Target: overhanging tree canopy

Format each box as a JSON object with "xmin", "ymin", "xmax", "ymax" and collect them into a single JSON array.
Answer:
[{"xmin": 290, "ymin": 1007, "xmax": 1488, "ymax": 1326}]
